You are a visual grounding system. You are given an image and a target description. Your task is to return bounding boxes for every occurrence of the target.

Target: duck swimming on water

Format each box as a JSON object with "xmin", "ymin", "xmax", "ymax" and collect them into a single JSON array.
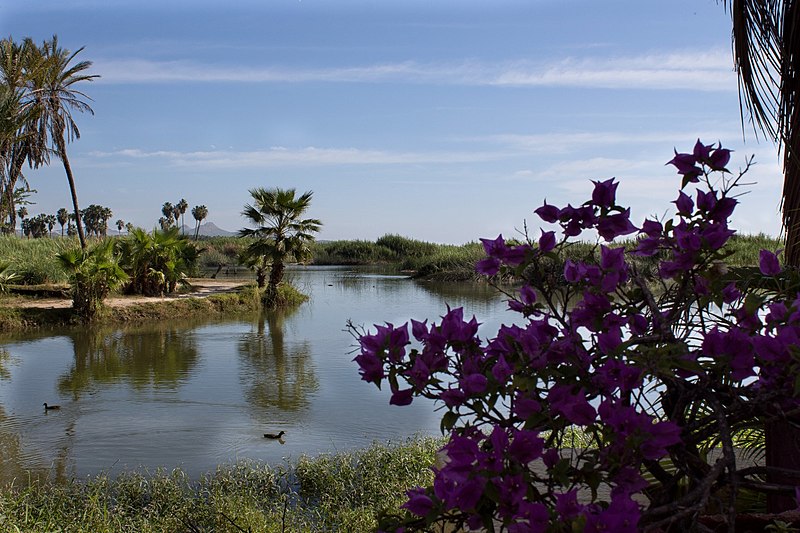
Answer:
[
  {"xmin": 263, "ymin": 431, "xmax": 285, "ymax": 439},
  {"xmin": 43, "ymin": 403, "xmax": 60, "ymax": 410}
]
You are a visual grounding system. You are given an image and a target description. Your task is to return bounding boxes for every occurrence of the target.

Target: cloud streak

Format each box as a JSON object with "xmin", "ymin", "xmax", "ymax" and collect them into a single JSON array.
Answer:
[
  {"xmin": 94, "ymin": 49, "xmax": 735, "ymax": 91},
  {"xmin": 88, "ymin": 146, "xmax": 507, "ymax": 168}
]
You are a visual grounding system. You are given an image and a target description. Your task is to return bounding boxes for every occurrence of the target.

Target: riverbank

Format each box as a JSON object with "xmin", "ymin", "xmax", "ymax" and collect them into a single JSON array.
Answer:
[
  {"xmin": 0, "ymin": 436, "xmax": 440, "ymax": 533},
  {"xmin": 0, "ymin": 279, "xmax": 262, "ymax": 332}
]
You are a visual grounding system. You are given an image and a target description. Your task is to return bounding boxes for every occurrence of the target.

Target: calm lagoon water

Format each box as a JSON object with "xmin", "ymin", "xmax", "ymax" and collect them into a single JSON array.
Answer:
[{"xmin": 0, "ymin": 266, "xmax": 511, "ymax": 484}]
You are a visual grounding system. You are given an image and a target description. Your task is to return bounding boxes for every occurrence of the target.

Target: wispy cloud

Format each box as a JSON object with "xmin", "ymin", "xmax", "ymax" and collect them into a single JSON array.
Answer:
[
  {"xmin": 87, "ymin": 146, "xmax": 506, "ymax": 168},
  {"xmin": 94, "ymin": 49, "xmax": 735, "ymax": 91}
]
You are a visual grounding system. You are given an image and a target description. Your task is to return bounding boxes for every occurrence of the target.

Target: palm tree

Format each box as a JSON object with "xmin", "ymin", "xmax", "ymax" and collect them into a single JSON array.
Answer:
[
  {"xmin": 0, "ymin": 38, "xmax": 44, "ymax": 235},
  {"xmin": 56, "ymin": 207, "xmax": 68, "ymax": 236},
  {"xmin": 725, "ymin": 2, "xmax": 800, "ymax": 263},
  {"xmin": 27, "ymin": 35, "xmax": 98, "ymax": 249},
  {"xmin": 191, "ymin": 204, "xmax": 207, "ymax": 239},
  {"xmin": 725, "ymin": 1, "xmax": 800, "ymax": 512},
  {"xmin": 161, "ymin": 202, "xmax": 174, "ymax": 228},
  {"xmin": 239, "ymin": 188, "xmax": 322, "ymax": 306},
  {"xmin": 176, "ymin": 198, "xmax": 188, "ymax": 235},
  {"xmin": 115, "ymin": 219, "xmax": 124, "ymax": 235}
]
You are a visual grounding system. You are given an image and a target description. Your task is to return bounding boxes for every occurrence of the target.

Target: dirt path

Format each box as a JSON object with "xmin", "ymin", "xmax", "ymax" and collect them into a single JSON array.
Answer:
[{"xmin": 4, "ymin": 279, "xmax": 252, "ymax": 310}]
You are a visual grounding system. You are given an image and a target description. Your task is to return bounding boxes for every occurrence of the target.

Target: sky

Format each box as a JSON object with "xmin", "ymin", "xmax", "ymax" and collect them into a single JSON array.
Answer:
[{"xmin": 0, "ymin": 0, "xmax": 788, "ymax": 243}]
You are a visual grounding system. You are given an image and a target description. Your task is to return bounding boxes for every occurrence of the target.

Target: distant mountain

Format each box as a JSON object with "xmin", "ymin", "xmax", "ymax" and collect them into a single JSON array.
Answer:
[{"xmin": 182, "ymin": 222, "xmax": 237, "ymax": 237}]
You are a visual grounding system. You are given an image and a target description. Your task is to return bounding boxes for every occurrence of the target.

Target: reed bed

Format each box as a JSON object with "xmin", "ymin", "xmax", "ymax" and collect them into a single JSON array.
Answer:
[
  {"xmin": 0, "ymin": 233, "xmax": 786, "ymax": 289},
  {"xmin": 0, "ymin": 437, "xmax": 441, "ymax": 533}
]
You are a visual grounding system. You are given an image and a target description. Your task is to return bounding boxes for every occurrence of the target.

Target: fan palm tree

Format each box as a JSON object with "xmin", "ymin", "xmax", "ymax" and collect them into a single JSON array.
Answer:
[
  {"xmin": 26, "ymin": 35, "xmax": 98, "ymax": 249},
  {"xmin": 725, "ymin": 1, "xmax": 800, "ymax": 263},
  {"xmin": 176, "ymin": 198, "xmax": 188, "ymax": 235},
  {"xmin": 56, "ymin": 207, "xmax": 68, "ymax": 236},
  {"xmin": 239, "ymin": 188, "xmax": 321, "ymax": 306},
  {"xmin": 191, "ymin": 204, "xmax": 207, "ymax": 239},
  {"xmin": 161, "ymin": 201, "xmax": 174, "ymax": 228}
]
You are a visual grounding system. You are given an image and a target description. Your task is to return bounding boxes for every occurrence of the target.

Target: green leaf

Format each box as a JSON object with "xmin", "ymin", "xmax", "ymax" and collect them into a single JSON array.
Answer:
[{"xmin": 440, "ymin": 411, "xmax": 459, "ymax": 434}]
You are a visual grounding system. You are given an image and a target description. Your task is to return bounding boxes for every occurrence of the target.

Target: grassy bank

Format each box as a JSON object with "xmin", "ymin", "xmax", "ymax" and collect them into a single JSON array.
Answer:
[
  {"xmin": 0, "ymin": 284, "xmax": 263, "ymax": 332},
  {"xmin": 0, "ymin": 437, "xmax": 440, "ymax": 533}
]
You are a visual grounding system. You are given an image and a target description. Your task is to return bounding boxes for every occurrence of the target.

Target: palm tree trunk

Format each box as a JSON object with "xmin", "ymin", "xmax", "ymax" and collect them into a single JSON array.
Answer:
[
  {"xmin": 2, "ymin": 151, "xmax": 26, "ymax": 234},
  {"xmin": 265, "ymin": 260, "xmax": 285, "ymax": 306},
  {"xmin": 57, "ymin": 139, "xmax": 86, "ymax": 249}
]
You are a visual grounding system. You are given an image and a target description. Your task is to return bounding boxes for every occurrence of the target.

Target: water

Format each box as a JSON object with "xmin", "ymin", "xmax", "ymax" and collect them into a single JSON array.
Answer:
[{"xmin": 0, "ymin": 266, "xmax": 510, "ymax": 484}]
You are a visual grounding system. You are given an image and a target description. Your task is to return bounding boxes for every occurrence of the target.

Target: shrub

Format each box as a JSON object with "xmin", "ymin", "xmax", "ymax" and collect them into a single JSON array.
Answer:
[{"xmin": 354, "ymin": 141, "xmax": 800, "ymax": 532}]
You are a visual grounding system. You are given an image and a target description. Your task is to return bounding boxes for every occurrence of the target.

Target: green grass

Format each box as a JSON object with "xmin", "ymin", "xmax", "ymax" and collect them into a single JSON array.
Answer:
[
  {"xmin": 0, "ymin": 437, "xmax": 441, "ymax": 533},
  {"xmin": 0, "ymin": 235, "xmax": 77, "ymax": 284},
  {"xmin": 0, "ymin": 233, "xmax": 786, "ymax": 290}
]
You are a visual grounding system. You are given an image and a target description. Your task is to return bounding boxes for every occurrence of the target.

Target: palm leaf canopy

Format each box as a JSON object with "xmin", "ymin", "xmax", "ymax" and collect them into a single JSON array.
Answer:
[{"xmin": 724, "ymin": 0, "xmax": 800, "ymax": 263}]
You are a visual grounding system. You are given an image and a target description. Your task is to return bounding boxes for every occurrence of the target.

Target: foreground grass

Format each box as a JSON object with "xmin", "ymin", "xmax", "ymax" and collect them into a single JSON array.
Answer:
[{"xmin": 0, "ymin": 437, "xmax": 441, "ymax": 533}]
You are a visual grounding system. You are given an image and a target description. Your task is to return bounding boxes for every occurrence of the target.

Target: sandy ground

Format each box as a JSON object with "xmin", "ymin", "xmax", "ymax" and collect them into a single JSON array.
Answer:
[{"xmin": 3, "ymin": 278, "xmax": 251, "ymax": 310}]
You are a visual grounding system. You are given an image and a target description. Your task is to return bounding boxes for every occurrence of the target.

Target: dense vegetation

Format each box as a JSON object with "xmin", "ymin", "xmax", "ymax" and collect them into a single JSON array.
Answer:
[
  {"xmin": 0, "ymin": 437, "xmax": 441, "ymax": 533},
  {"xmin": 0, "ymin": 232, "xmax": 784, "ymax": 287}
]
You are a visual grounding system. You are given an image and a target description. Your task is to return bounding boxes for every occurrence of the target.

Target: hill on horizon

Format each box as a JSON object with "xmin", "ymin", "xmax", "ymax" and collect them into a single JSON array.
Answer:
[{"xmin": 181, "ymin": 222, "xmax": 237, "ymax": 237}]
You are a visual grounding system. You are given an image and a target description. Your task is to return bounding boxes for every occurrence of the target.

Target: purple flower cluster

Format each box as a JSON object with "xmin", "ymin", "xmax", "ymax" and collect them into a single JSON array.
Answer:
[{"xmin": 354, "ymin": 141, "xmax": 800, "ymax": 532}]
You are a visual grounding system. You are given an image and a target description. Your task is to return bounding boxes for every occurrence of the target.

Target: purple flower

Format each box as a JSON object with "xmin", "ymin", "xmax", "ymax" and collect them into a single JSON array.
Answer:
[
  {"xmin": 402, "ymin": 488, "xmax": 434, "ymax": 516},
  {"xmin": 411, "ymin": 319, "xmax": 428, "ymax": 341},
  {"xmin": 548, "ymin": 385, "xmax": 596, "ymax": 425},
  {"xmin": 693, "ymin": 139, "xmax": 712, "ymax": 160},
  {"xmin": 710, "ymin": 196, "xmax": 737, "ymax": 222},
  {"xmin": 535, "ymin": 202, "xmax": 560, "ymax": 223},
  {"xmin": 708, "ymin": 145, "xmax": 732, "ymax": 170},
  {"xmin": 520, "ymin": 285, "xmax": 537, "ymax": 305},
  {"xmin": 491, "ymin": 355, "xmax": 514, "ymax": 382},
  {"xmin": 674, "ymin": 191, "xmax": 694, "ymax": 216},
  {"xmin": 600, "ymin": 245, "xmax": 626, "ymax": 272},
  {"xmin": 460, "ymin": 373, "xmax": 488, "ymax": 395},
  {"xmin": 508, "ymin": 429, "xmax": 544, "ymax": 463},
  {"xmin": 476, "ymin": 257, "xmax": 501, "ymax": 276},
  {"xmin": 556, "ymin": 489, "xmax": 583, "ymax": 520},
  {"xmin": 538, "ymin": 230, "xmax": 556, "ymax": 253},
  {"xmin": 668, "ymin": 150, "xmax": 702, "ymax": 183},
  {"xmin": 702, "ymin": 223, "xmax": 735, "ymax": 250},
  {"xmin": 633, "ymin": 236, "xmax": 660, "ymax": 257},
  {"xmin": 722, "ymin": 282, "xmax": 741, "ymax": 303},
  {"xmin": 513, "ymin": 392, "xmax": 541, "ymax": 419},
  {"xmin": 597, "ymin": 209, "xmax": 637, "ymax": 241},
  {"xmin": 564, "ymin": 259, "xmax": 581, "ymax": 283},
  {"xmin": 759, "ymin": 249, "xmax": 782, "ymax": 276},
  {"xmin": 390, "ymin": 387, "xmax": 414, "ymax": 406},
  {"xmin": 591, "ymin": 178, "xmax": 619, "ymax": 208},
  {"xmin": 481, "ymin": 235, "xmax": 506, "ymax": 257},
  {"xmin": 640, "ymin": 219, "xmax": 663, "ymax": 237},
  {"xmin": 353, "ymin": 350, "xmax": 384, "ymax": 384}
]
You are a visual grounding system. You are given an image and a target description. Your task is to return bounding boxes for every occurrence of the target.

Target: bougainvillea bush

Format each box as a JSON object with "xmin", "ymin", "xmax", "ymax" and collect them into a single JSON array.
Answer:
[{"xmin": 353, "ymin": 141, "xmax": 800, "ymax": 532}]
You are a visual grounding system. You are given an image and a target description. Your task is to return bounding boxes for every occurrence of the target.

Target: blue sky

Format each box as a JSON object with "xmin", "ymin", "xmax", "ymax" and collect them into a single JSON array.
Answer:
[{"xmin": 0, "ymin": 0, "xmax": 786, "ymax": 243}]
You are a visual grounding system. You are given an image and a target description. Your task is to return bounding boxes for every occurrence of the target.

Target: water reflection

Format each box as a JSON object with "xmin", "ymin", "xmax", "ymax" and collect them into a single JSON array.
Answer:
[
  {"xmin": 57, "ymin": 325, "xmax": 200, "ymax": 396},
  {"xmin": 238, "ymin": 308, "xmax": 318, "ymax": 415}
]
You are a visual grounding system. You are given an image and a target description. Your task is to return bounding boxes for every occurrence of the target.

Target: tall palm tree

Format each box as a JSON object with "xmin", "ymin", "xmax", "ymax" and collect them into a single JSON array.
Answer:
[
  {"xmin": 0, "ymin": 38, "xmax": 44, "ymax": 234},
  {"xmin": 27, "ymin": 35, "xmax": 98, "ymax": 249},
  {"xmin": 56, "ymin": 207, "xmax": 68, "ymax": 236},
  {"xmin": 176, "ymin": 198, "xmax": 188, "ymax": 235},
  {"xmin": 161, "ymin": 201, "xmax": 174, "ymax": 227},
  {"xmin": 191, "ymin": 204, "xmax": 207, "ymax": 239},
  {"xmin": 725, "ymin": 1, "xmax": 800, "ymax": 263},
  {"xmin": 239, "ymin": 188, "xmax": 322, "ymax": 306}
]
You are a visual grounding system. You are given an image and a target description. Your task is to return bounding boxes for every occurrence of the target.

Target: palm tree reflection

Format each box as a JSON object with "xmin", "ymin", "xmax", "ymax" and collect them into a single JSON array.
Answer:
[
  {"xmin": 238, "ymin": 309, "xmax": 318, "ymax": 417},
  {"xmin": 57, "ymin": 325, "xmax": 200, "ymax": 396}
]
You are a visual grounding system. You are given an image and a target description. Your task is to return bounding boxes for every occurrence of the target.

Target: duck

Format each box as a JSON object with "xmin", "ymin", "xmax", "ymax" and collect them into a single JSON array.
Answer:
[
  {"xmin": 263, "ymin": 431, "xmax": 285, "ymax": 439},
  {"xmin": 43, "ymin": 402, "xmax": 60, "ymax": 410}
]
